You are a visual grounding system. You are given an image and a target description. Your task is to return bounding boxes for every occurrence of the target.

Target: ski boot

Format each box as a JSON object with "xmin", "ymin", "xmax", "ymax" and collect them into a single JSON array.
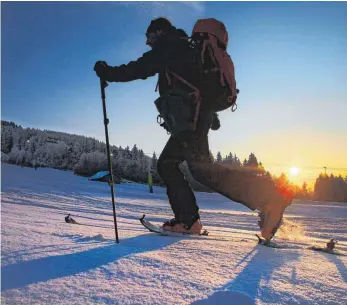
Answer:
[
  {"xmin": 258, "ymin": 186, "xmax": 293, "ymax": 241},
  {"xmin": 161, "ymin": 216, "xmax": 202, "ymax": 235}
]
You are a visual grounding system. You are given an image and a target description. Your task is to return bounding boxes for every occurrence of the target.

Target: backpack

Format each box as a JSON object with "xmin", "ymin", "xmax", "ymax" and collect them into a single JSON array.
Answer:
[
  {"xmin": 191, "ymin": 18, "xmax": 239, "ymax": 112},
  {"xmin": 155, "ymin": 19, "xmax": 238, "ymax": 133}
]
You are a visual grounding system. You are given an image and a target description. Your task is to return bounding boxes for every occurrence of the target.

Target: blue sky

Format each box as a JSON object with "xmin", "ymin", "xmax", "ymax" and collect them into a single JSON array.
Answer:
[{"xmin": 2, "ymin": 1, "xmax": 347, "ymax": 184}]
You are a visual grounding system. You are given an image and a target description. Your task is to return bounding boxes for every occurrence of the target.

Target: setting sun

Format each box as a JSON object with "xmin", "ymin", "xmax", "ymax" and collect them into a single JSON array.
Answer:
[{"xmin": 290, "ymin": 167, "xmax": 300, "ymax": 176}]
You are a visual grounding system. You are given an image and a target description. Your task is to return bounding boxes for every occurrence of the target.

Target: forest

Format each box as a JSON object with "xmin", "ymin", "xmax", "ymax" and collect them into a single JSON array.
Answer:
[{"xmin": 2, "ymin": 121, "xmax": 346, "ymax": 202}]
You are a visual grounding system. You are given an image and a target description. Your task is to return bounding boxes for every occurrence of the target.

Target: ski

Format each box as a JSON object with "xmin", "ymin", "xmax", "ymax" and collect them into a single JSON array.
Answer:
[
  {"xmin": 140, "ymin": 214, "xmax": 209, "ymax": 237},
  {"xmin": 255, "ymin": 234, "xmax": 282, "ymax": 248},
  {"xmin": 255, "ymin": 234, "xmax": 346, "ymax": 256}
]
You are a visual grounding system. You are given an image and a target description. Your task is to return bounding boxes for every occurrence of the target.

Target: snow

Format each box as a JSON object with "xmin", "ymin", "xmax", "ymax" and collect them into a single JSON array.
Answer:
[{"xmin": 1, "ymin": 163, "xmax": 347, "ymax": 305}]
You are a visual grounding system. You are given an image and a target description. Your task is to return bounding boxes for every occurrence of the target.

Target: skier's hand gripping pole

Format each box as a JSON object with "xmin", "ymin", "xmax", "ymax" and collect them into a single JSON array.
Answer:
[{"xmin": 99, "ymin": 79, "xmax": 120, "ymax": 243}]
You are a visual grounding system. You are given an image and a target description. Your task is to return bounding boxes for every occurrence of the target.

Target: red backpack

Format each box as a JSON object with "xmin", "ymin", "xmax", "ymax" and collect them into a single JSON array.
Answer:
[
  {"xmin": 162, "ymin": 18, "xmax": 239, "ymax": 132},
  {"xmin": 191, "ymin": 18, "xmax": 238, "ymax": 112}
]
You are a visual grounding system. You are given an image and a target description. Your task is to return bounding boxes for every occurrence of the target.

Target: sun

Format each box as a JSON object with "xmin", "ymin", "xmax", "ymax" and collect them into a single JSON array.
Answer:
[{"xmin": 290, "ymin": 167, "xmax": 300, "ymax": 176}]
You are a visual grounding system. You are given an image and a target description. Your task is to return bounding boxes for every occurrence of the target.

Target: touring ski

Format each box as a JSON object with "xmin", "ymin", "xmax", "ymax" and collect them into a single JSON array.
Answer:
[
  {"xmin": 255, "ymin": 234, "xmax": 346, "ymax": 256},
  {"xmin": 140, "ymin": 214, "xmax": 209, "ymax": 237}
]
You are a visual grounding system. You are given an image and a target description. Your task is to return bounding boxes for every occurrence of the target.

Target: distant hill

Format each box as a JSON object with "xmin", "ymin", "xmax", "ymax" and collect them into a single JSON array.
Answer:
[
  {"xmin": 1, "ymin": 121, "xmax": 154, "ymax": 183},
  {"xmin": 0, "ymin": 121, "xmax": 210, "ymax": 191}
]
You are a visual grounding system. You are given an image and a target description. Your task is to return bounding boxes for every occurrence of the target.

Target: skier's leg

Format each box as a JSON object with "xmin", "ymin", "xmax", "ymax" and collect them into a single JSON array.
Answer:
[
  {"xmin": 184, "ymin": 100, "xmax": 292, "ymax": 239},
  {"xmin": 184, "ymin": 135, "xmax": 292, "ymax": 239},
  {"xmin": 187, "ymin": 145, "xmax": 286, "ymax": 211},
  {"xmin": 157, "ymin": 136, "xmax": 199, "ymax": 225}
]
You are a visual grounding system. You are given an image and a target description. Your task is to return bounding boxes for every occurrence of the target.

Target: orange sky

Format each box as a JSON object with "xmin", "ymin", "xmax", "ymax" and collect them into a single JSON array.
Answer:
[{"xmin": 214, "ymin": 126, "xmax": 347, "ymax": 188}]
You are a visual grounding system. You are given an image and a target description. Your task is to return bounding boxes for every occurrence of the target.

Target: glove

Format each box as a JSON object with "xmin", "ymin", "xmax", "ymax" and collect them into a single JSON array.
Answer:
[
  {"xmin": 210, "ymin": 112, "xmax": 221, "ymax": 131},
  {"xmin": 94, "ymin": 61, "xmax": 109, "ymax": 79}
]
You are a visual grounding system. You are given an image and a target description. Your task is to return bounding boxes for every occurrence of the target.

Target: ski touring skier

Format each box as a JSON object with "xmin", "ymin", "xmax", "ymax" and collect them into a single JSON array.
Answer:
[{"xmin": 94, "ymin": 17, "xmax": 293, "ymax": 241}]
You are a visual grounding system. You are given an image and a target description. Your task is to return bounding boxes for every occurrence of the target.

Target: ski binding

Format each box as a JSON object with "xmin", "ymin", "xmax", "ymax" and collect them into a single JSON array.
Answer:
[{"xmin": 140, "ymin": 214, "xmax": 209, "ymax": 237}]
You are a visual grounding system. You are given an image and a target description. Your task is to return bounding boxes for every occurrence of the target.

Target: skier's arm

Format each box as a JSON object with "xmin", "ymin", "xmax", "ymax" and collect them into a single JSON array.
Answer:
[{"xmin": 95, "ymin": 49, "xmax": 167, "ymax": 82}]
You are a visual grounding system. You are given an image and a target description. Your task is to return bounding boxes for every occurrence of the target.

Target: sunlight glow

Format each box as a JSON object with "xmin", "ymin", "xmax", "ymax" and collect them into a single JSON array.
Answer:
[{"xmin": 290, "ymin": 167, "xmax": 300, "ymax": 176}]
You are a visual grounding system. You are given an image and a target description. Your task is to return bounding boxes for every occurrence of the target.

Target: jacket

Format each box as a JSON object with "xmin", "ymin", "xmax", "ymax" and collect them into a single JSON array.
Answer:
[{"xmin": 101, "ymin": 27, "xmax": 200, "ymax": 97}]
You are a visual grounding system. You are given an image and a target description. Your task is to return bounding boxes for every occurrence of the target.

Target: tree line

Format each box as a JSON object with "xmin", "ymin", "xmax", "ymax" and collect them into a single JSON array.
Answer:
[
  {"xmin": 1, "ymin": 121, "xmax": 261, "ymax": 189},
  {"xmin": 1, "ymin": 121, "xmax": 346, "ymax": 202}
]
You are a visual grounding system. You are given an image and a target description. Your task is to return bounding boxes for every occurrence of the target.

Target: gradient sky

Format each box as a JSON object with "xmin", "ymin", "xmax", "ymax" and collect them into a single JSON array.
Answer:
[{"xmin": 2, "ymin": 1, "xmax": 347, "ymax": 186}]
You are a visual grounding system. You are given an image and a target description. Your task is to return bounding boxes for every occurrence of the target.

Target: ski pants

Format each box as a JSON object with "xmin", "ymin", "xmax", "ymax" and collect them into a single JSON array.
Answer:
[{"xmin": 157, "ymin": 130, "xmax": 282, "ymax": 224}]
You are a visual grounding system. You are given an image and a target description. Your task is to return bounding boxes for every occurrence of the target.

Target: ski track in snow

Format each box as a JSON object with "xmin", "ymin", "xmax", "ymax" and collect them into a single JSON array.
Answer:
[{"xmin": 1, "ymin": 163, "xmax": 347, "ymax": 305}]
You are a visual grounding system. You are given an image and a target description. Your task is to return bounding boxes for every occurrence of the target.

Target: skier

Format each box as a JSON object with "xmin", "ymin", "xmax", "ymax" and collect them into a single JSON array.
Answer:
[
  {"xmin": 94, "ymin": 17, "xmax": 293, "ymax": 240},
  {"xmin": 148, "ymin": 169, "xmax": 154, "ymax": 194}
]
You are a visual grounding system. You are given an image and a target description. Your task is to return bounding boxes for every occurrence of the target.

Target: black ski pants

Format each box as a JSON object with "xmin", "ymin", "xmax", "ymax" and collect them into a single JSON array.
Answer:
[
  {"xmin": 157, "ymin": 130, "xmax": 281, "ymax": 226},
  {"xmin": 157, "ymin": 93, "xmax": 282, "ymax": 225}
]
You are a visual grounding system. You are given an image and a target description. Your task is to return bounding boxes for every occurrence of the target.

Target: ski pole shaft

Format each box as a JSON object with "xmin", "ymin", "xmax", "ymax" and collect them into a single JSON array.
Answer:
[{"xmin": 100, "ymin": 79, "xmax": 119, "ymax": 243}]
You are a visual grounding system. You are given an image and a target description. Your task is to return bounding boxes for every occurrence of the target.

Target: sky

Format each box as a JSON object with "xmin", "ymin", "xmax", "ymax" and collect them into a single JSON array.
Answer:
[{"xmin": 2, "ymin": 1, "xmax": 347, "ymax": 186}]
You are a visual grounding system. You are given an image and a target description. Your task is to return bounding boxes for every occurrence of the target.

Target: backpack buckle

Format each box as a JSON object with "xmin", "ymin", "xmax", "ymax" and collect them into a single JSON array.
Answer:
[{"xmin": 228, "ymin": 95, "xmax": 238, "ymax": 112}]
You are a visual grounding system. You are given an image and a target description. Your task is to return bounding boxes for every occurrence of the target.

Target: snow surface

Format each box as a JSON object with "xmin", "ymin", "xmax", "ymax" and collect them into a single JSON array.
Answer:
[{"xmin": 1, "ymin": 163, "xmax": 347, "ymax": 305}]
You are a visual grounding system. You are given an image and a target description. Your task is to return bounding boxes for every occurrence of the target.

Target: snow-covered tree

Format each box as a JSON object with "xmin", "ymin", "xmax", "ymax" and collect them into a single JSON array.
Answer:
[{"xmin": 1, "ymin": 126, "xmax": 13, "ymax": 153}]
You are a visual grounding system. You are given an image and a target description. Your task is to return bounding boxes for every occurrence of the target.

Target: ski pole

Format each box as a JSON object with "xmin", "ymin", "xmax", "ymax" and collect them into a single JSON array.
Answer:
[{"xmin": 99, "ymin": 79, "xmax": 120, "ymax": 243}]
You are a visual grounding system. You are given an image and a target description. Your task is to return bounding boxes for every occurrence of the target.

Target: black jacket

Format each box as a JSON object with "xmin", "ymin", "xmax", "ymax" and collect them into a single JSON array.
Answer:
[{"xmin": 102, "ymin": 28, "xmax": 200, "ymax": 96}]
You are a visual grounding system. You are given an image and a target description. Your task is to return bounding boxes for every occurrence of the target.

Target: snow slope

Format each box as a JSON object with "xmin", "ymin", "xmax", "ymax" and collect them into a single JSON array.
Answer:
[{"xmin": 1, "ymin": 163, "xmax": 347, "ymax": 305}]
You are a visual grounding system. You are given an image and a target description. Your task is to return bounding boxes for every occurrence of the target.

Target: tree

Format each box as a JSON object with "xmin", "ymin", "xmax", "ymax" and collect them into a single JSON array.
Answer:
[
  {"xmin": 234, "ymin": 155, "xmax": 241, "ymax": 167},
  {"xmin": 131, "ymin": 144, "xmax": 139, "ymax": 160},
  {"xmin": 216, "ymin": 151, "xmax": 222, "ymax": 163},
  {"xmin": 313, "ymin": 173, "xmax": 347, "ymax": 202},
  {"xmin": 247, "ymin": 153, "xmax": 258, "ymax": 167},
  {"xmin": 73, "ymin": 151, "xmax": 108, "ymax": 176},
  {"xmin": 151, "ymin": 152, "xmax": 158, "ymax": 171},
  {"xmin": 1, "ymin": 127, "xmax": 13, "ymax": 153},
  {"xmin": 299, "ymin": 182, "xmax": 310, "ymax": 199},
  {"xmin": 209, "ymin": 150, "xmax": 215, "ymax": 163},
  {"xmin": 227, "ymin": 152, "xmax": 234, "ymax": 164},
  {"xmin": 223, "ymin": 152, "xmax": 233, "ymax": 164},
  {"xmin": 274, "ymin": 173, "xmax": 289, "ymax": 187},
  {"xmin": 257, "ymin": 162, "xmax": 265, "ymax": 174},
  {"xmin": 124, "ymin": 146, "xmax": 131, "ymax": 159},
  {"xmin": 150, "ymin": 152, "xmax": 162, "ymax": 184}
]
